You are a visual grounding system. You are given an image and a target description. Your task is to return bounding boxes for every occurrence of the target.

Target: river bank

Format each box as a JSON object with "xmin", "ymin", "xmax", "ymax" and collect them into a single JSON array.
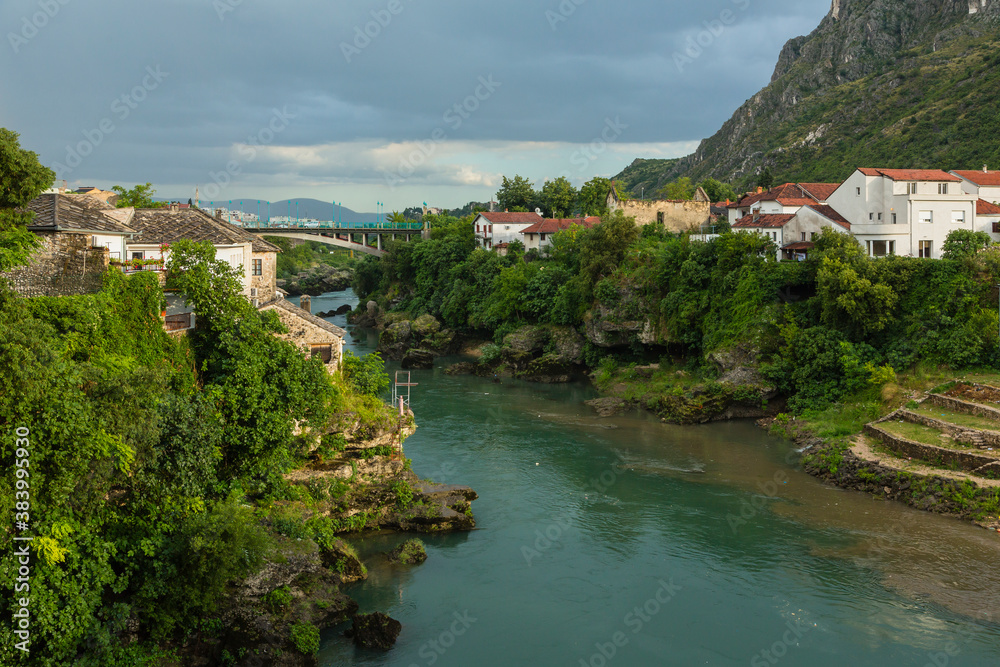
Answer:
[{"xmin": 315, "ymin": 339, "xmax": 1000, "ymax": 666}]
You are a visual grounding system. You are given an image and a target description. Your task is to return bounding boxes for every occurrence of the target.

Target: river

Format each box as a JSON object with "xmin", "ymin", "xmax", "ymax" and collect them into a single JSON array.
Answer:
[{"xmin": 299, "ymin": 291, "xmax": 1000, "ymax": 666}]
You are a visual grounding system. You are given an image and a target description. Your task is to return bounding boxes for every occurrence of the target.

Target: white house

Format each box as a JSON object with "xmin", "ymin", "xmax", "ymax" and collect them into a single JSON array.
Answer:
[
  {"xmin": 951, "ymin": 168, "xmax": 1000, "ymax": 204},
  {"xmin": 727, "ymin": 182, "xmax": 840, "ymax": 225},
  {"xmin": 472, "ymin": 211, "xmax": 542, "ymax": 249},
  {"xmin": 976, "ymin": 199, "xmax": 1000, "ymax": 241},
  {"xmin": 520, "ymin": 217, "xmax": 601, "ymax": 251},
  {"xmin": 825, "ymin": 168, "xmax": 976, "ymax": 259}
]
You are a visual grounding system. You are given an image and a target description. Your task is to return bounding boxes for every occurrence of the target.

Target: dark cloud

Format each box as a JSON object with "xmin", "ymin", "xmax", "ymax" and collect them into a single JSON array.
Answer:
[{"xmin": 0, "ymin": 0, "xmax": 831, "ymax": 201}]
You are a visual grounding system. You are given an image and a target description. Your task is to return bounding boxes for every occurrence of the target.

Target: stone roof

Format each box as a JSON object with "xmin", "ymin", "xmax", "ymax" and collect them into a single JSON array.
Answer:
[
  {"xmin": 128, "ymin": 207, "xmax": 281, "ymax": 253},
  {"xmin": 261, "ymin": 298, "xmax": 347, "ymax": 338},
  {"xmin": 24, "ymin": 193, "xmax": 137, "ymax": 235}
]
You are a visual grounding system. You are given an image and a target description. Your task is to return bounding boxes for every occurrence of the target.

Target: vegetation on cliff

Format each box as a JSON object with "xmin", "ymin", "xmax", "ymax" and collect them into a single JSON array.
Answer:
[
  {"xmin": 355, "ymin": 211, "xmax": 1000, "ymax": 415},
  {"xmin": 615, "ymin": 0, "xmax": 1000, "ymax": 190}
]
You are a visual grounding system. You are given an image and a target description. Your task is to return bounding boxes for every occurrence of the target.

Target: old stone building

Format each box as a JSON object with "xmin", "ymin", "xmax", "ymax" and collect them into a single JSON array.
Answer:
[
  {"xmin": 258, "ymin": 298, "xmax": 346, "ymax": 373},
  {"xmin": 607, "ymin": 183, "xmax": 711, "ymax": 231},
  {"xmin": 125, "ymin": 206, "xmax": 281, "ymax": 302},
  {"xmin": 4, "ymin": 193, "xmax": 137, "ymax": 297}
]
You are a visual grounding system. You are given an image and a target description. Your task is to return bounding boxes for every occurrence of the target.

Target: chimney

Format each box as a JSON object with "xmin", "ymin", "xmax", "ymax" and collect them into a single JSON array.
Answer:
[
  {"xmin": 215, "ymin": 208, "xmax": 223, "ymax": 220},
  {"xmin": 757, "ymin": 186, "xmax": 763, "ymax": 193},
  {"xmin": 300, "ymin": 295, "xmax": 312, "ymax": 314},
  {"xmin": 985, "ymin": 165, "xmax": 989, "ymax": 173},
  {"xmin": 169, "ymin": 202, "xmax": 179, "ymax": 212}
]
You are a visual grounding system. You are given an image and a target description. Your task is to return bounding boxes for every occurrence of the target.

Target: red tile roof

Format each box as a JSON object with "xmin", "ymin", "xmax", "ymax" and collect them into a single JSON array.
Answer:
[
  {"xmin": 858, "ymin": 168, "xmax": 961, "ymax": 182},
  {"xmin": 804, "ymin": 204, "xmax": 851, "ymax": 230},
  {"xmin": 521, "ymin": 217, "xmax": 600, "ymax": 235},
  {"xmin": 732, "ymin": 182, "xmax": 838, "ymax": 208},
  {"xmin": 977, "ymin": 199, "xmax": 1000, "ymax": 216},
  {"xmin": 954, "ymin": 170, "xmax": 1000, "ymax": 187},
  {"xmin": 782, "ymin": 242, "xmax": 815, "ymax": 251},
  {"xmin": 797, "ymin": 183, "xmax": 840, "ymax": 201},
  {"xmin": 476, "ymin": 211, "xmax": 543, "ymax": 224},
  {"xmin": 733, "ymin": 213, "xmax": 795, "ymax": 229}
]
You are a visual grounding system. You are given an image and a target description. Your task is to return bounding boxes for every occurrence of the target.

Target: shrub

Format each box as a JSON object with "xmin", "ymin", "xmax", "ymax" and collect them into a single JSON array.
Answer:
[{"xmin": 289, "ymin": 622, "xmax": 320, "ymax": 655}]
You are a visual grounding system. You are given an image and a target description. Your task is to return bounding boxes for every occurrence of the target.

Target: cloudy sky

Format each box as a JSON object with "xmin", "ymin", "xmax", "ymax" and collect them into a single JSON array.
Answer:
[{"xmin": 1, "ymin": 0, "xmax": 831, "ymax": 212}]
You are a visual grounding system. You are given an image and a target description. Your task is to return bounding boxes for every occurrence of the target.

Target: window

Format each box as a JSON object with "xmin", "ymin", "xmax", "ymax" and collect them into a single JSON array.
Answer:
[
  {"xmin": 891, "ymin": 212, "xmax": 897, "ymax": 224},
  {"xmin": 540, "ymin": 233, "xmax": 546, "ymax": 241},
  {"xmin": 657, "ymin": 212, "xmax": 665, "ymax": 224},
  {"xmin": 919, "ymin": 210, "xmax": 933, "ymax": 224},
  {"xmin": 869, "ymin": 212, "xmax": 874, "ymax": 220},
  {"xmin": 310, "ymin": 345, "xmax": 333, "ymax": 363},
  {"xmin": 868, "ymin": 240, "xmax": 895, "ymax": 257},
  {"xmin": 919, "ymin": 240, "xmax": 932, "ymax": 258},
  {"xmin": 252, "ymin": 259, "xmax": 262, "ymax": 276},
  {"xmin": 810, "ymin": 232, "xmax": 816, "ymax": 241},
  {"xmin": 801, "ymin": 232, "xmax": 806, "ymax": 241},
  {"xmin": 131, "ymin": 251, "xmax": 144, "ymax": 261},
  {"xmin": 909, "ymin": 183, "xmax": 918, "ymax": 194},
  {"xmin": 856, "ymin": 187, "xmax": 861, "ymax": 196},
  {"xmin": 878, "ymin": 213, "xmax": 882, "ymax": 221},
  {"xmin": 938, "ymin": 183, "xmax": 948, "ymax": 195},
  {"xmin": 952, "ymin": 210, "xmax": 965, "ymax": 224}
]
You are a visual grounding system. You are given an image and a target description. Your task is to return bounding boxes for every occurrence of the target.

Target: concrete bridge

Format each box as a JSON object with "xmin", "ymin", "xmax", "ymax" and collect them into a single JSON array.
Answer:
[{"xmin": 255, "ymin": 222, "xmax": 426, "ymax": 258}]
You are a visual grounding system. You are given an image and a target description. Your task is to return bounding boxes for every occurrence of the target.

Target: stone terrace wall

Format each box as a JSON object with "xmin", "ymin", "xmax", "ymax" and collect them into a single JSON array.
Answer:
[
  {"xmin": 898, "ymin": 409, "xmax": 1000, "ymax": 448},
  {"xmin": 864, "ymin": 422, "xmax": 998, "ymax": 472},
  {"xmin": 3, "ymin": 232, "xmax": 109, "ymax": 297},
  {"xmin": 928, "ymin": 392, "xmax": 1000, "ymax": 421}
]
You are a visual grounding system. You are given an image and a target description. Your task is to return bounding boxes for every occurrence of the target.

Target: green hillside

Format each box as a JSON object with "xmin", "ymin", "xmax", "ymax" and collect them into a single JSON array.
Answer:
[{"xmin": 616, "ymin": 0, "xmax": 1000, "ymax": 189}]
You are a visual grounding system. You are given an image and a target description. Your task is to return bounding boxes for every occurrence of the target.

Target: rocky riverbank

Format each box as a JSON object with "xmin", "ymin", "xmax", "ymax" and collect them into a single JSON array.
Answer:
[
  {"xmin": 278, "ymin": 265, "xmax": 354, "ymax": 297},
  {"xmin": 169, "ymin": 403, "xmax": 477, "ymax": 666}
]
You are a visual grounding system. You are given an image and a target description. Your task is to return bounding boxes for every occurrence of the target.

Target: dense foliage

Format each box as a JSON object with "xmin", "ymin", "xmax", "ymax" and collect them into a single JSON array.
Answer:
[
  {"xmin": 357, "ymin": 217, "xmax": 1000, "ymax": 412},
  {"xmin": 0, "ymin": 239, "xmax": 358, "ymax": 664},
  {"xmin": 263, "ymin": 235, "xmax": 355, "ymax": 280}
]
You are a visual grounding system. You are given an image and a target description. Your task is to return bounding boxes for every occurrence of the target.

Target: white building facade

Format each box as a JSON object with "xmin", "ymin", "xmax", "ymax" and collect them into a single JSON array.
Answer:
[
  {"xmin": 826, "ymin": 169, "xmax": 976, "ymax": 259},
  {"xmin": 472, "ymin": 212, "xmax": 542, "ymax": 249}
]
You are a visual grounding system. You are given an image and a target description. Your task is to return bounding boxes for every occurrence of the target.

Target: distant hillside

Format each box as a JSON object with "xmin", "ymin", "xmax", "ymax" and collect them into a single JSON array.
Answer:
[
  {"xmin": 608, "ymin": 158, "xmax": 681, "ymax": 199},
  {"xmin": 270, "ymin": 199, "xmax": 376, "ymax": 222},
  {"xmin": 617, "ymin": 0, "xmax": 1000, "ymax": 188}
]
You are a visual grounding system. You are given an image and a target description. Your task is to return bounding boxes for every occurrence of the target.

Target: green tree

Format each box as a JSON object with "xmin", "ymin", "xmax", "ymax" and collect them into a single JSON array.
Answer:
[
  {"xmin": 495, "ymin": 175, "xmax": 537, "ymax": 212},
  {"xmin": 112, "ymin": 182, "xmax": 165, "ymax": 209},
  {"xmin": 756, "ymin": 166, "xmax": 774, "ymax": 191},
  {"xmin": 540, "ymin": 176, "xmax": 577, "ymax": 218},
  {"xmin": 578, "ymin": 177, "xmax": 612, "ymax": 216},
  {"xmin": 387, "ymin": 211, "xmax": 407, "ymax": 225},
  {"xmin": 658, "ymin": 177, "xmax": 695, "ymax": 200},
  {"xmin": 697, "ymin": 178, "xmax": 738, "ymax": 203},
  {"xmin": 942, "ymin": 228, "xmax": 993, "ymax": 260},
  {"xmin": 0, "ymin": 128, "xmax": 54, "ymax": 270}
]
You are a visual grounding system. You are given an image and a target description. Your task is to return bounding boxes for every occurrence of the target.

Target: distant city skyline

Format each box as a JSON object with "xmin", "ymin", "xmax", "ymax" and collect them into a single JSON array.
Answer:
[{"xmin": 1, "ymin": 0, "xmax": 832, "ymax": 210}]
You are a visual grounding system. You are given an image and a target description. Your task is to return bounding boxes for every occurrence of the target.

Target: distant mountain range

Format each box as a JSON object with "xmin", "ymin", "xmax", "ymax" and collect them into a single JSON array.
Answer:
[
  {"xmin": 157, "ymin": 197, "xmax": 380, "ymax": 222},
  {"xmin": 614, "ymin": 0, "xmax": 1000, "ymax": 194}
]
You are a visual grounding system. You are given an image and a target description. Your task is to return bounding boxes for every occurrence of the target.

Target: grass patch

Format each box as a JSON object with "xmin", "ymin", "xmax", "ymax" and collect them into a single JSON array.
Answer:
[
  {"xmin": 878, "ymin": 420, "xmax": 953, "ymax": 448},
  {"xmin": 911, "ymin": 404, "xmax": 1000, "ymax": 432}
]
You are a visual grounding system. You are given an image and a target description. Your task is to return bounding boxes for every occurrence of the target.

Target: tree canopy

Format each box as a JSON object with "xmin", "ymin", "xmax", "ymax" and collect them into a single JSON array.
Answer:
[
  {"xmin": 0, "ymin": 128, "xmax": 53, "ymax": 271},
  {"xmin": 112, "ymin": 182, "xmax": 166, "ymax": 209}
]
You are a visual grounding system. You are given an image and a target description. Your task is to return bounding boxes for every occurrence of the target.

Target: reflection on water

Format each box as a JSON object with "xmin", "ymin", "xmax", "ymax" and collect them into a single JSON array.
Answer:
[{"xmin": 310, "ymin": 294, "xmax": 1000, "ymax": 665}]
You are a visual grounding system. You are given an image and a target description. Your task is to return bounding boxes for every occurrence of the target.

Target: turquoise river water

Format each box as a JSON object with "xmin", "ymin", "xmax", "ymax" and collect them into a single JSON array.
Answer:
[{"xmin": 297, "ymin": 291, "xmax": 1000, "ymax": 666}]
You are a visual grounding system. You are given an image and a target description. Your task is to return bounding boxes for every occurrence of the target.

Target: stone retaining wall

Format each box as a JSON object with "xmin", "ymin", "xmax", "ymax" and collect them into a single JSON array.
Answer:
[
  {"xmin": 863, "ymin": 422, "xmax": 997, "ymax": 472},
  {"xmin": 927, "ymin": 392, "xmax": 1000, "ymax": 421},
  {"xmin": 898, "ymin": 409, "xmax": 1000, "ymax": 448}
]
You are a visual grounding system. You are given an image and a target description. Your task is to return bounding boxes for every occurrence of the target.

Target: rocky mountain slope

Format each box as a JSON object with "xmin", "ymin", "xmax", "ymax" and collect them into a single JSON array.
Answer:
[{"xmin": 616, "ymin": 0, "xmax": 1000, "ymax": 191}]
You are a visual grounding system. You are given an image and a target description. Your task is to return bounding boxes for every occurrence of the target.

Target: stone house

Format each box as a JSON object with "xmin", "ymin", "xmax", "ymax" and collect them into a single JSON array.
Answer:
[
  {"xmin": 472, "ymin": 211, "xmax": 542, "ymax": 249},
  {"xmin": 607, "ymin": 182, "xmax": 711, "ymax": 231},
  {"xmin": 258, "ymin": 298, "xmax": 346, "ymax": 373},
  {"xmin": 4, "ymin": 193, "xmax": 137, "ymax": 296},
  {"xmin": 125, "ymin": 205, "xmax": 281, "ymax": 302},
  {"xmin": 826, "ymin": 168, "xmax": 976, "ymax": 258}
]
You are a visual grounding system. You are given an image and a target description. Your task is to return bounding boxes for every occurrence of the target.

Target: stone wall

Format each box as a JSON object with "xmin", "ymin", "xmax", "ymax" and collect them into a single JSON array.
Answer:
[
  {"xmin": 3, "ymin": 231, "xmax": 109, "ymax": 297},
  {"xmin": 612, "ymin": 200, "xmax": 711, "ymax": 231},
  {"xmin": 251, "ymin": 251, "xmax": 277, "ymax": 298},
  {"xmin": 928, "ymin": 392, "xmax": 1000, "ymax": 421},
  {"xmin": 261, "ymin": 301, "xmax": 343, "ymax": 372},
  {"xmin": 863, "ymin": 422, "xmax": 998, "ymax": 471},
  {"xmin": 898, "ymin": 409, "xmax": 1000, "ymax": 448}
]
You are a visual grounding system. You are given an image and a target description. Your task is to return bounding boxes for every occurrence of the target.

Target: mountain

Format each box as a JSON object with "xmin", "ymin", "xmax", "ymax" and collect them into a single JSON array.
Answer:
[
  {"xmin": 616, "ymin": 0, "xmax": 1000, "ymax": 191},
  {"xmin": 269, "ymin": 199, "xmax": 377, "ymax": 222}
]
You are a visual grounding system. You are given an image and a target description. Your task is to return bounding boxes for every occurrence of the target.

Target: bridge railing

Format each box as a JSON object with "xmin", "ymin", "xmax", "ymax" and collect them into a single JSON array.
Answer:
[{"xmin": 256, "ymin": 222, "xmax": 423, "ymax": 231}]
